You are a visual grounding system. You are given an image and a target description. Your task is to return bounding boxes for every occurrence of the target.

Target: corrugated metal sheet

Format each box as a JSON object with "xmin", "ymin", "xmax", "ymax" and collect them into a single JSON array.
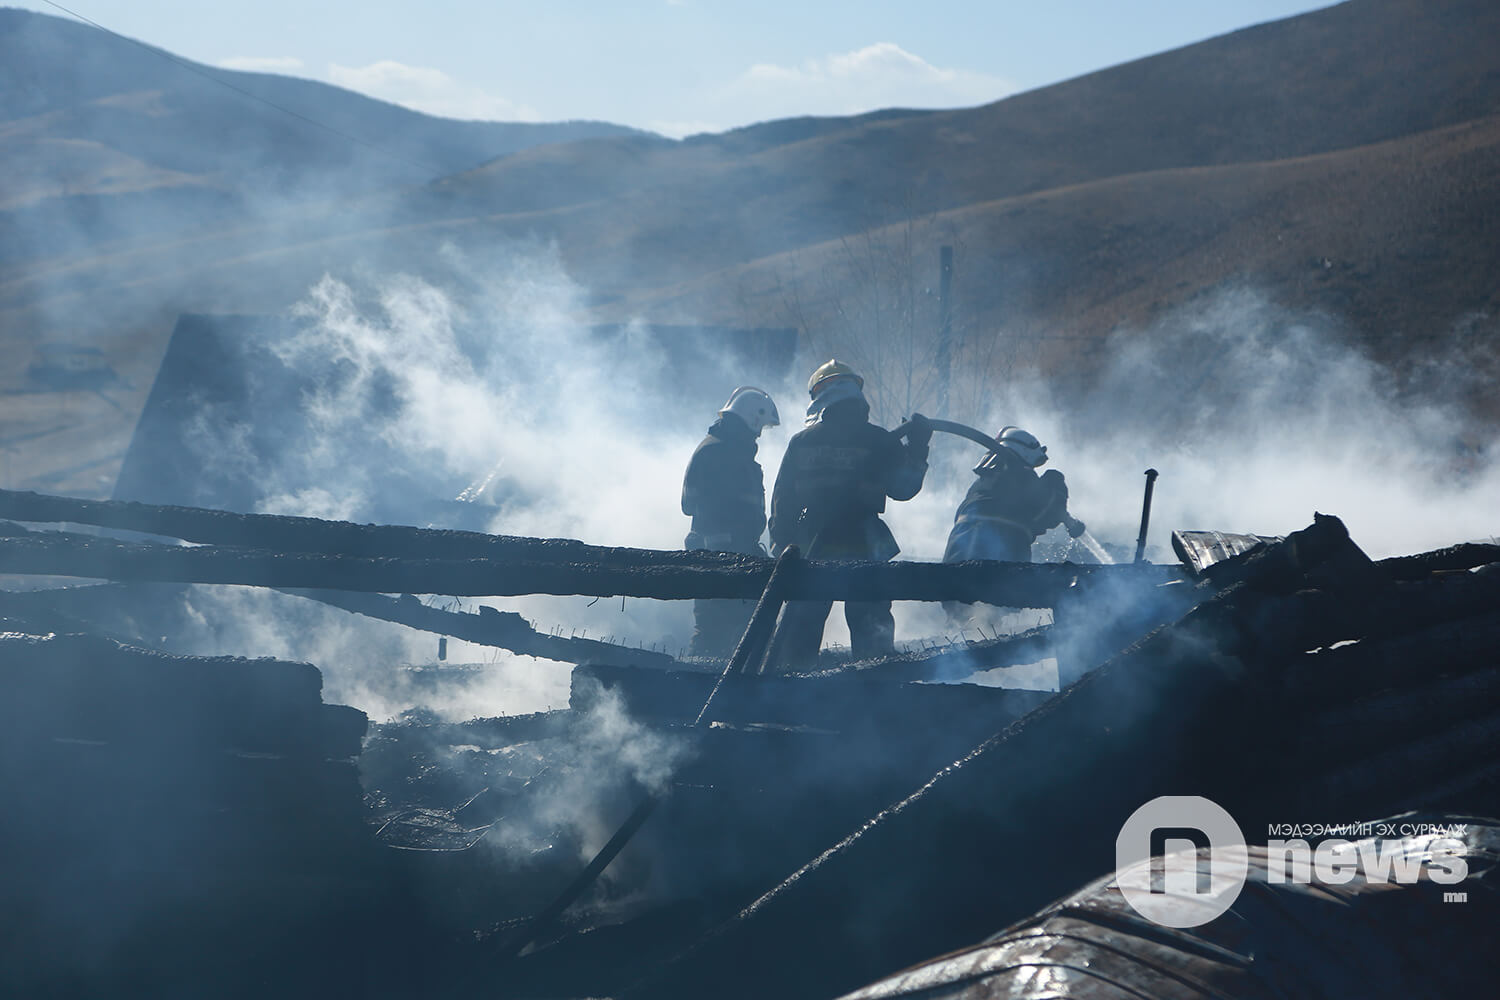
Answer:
[
  {"xmin": 1171, "ymin": 530, "xmax": 1283, "ymax": 576},
  {"xmin": 840, "ymin": 825, "xmax": 1499, "ymax": 999}
]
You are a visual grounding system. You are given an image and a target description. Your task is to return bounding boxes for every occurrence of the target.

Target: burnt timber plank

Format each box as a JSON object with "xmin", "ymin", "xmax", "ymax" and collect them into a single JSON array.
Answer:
[
  {"xmin": 1378, "ymin": 542, "xmax": 1500, "ymax": 579},
  {"xmin": 804, "ymin": 625, "xmax": 1055, "ymax": 682},
  {"xmin": 0, "ymin": 631, "xmax": 364, "ymax": 758},
  {"xmin": 1288, "ymin": 608, "xmax": 1500, "ymax": 699},
  {"xmin": 0, "ymin": 486, "xmax": 753, "ymax": 566},
  {"xmin": 1300, "ymin": 666, "xmax": 1500, "ymax": 765},
  {"xmin": 284, "ymin": 589, "xmax": 679, "ymax": 668},
  {"xmin": 0, "ymin": 525, "xmax": 1182, "ymax": 604},
  {"xmin": 1254, "ymin": 566, "xmax": 1500, "ymax": 660},
  {"xmin": 1307, "ymin": 706, "xmax": 1500, "ymax": 815},
  {"xmin": 572, "ymin": 662, "xmax": 1052, "ymax": 736}
]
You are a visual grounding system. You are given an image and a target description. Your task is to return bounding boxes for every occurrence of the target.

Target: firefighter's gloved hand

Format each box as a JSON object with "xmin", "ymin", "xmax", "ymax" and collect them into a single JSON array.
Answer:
[
  {"xmin": 1034, "ymin": 469, "xmax": 1069, "ymax": 532},
  {"xmin": 1040, "ymin": 468, "xmax": 1068, "ymax": 501},
  {"xmin": 905, "ymin": 412, "xmax": 933, "ymax": 448},
  {"xmin": 1066, "ymin": 516, "xmax": 1087, "ymax": 539}
]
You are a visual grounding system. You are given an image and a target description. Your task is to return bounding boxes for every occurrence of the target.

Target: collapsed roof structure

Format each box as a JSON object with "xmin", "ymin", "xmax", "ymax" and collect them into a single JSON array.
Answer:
[
  {"xmin": 2, "ymin": 482, "xmax": 1497, "ymax": 998},
  {"xmin": 3, "ymin": 300, "xmax": 1497, "ymax": 996}
]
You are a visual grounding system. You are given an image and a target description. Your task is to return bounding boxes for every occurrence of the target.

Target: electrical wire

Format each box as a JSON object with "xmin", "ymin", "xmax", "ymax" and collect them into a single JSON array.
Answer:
[{"xmin": 35, "ymin": 0, "xmax": 449, "ymax": 176}]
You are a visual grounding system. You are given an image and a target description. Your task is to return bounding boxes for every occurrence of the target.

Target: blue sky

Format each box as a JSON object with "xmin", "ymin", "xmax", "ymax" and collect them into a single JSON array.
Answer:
[{"xmin": 18, "ymin": 0, "xmax": 1338, "ymax": 136}]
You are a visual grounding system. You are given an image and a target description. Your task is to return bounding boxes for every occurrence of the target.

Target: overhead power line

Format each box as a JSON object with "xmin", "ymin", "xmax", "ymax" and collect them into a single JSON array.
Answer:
[{"xmin": 37, "ymin": 0, "xmax": 448, "ymax": 177}]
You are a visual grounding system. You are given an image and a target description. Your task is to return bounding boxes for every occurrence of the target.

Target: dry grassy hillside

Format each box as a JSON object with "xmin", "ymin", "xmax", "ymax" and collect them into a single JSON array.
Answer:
[
  {"xmin": 1, "ymin": 0, "xmax": 1497, "ymax": 495},
  {"xmin": 420, "ymin": 0, "xmax": 1500, "ymax": 283},
  {"xmin": 0, "ymin": 7, "xmax": 642, "ymax": 199},
  {"xmin": 652, "ymin": 113, "xmax": 1500, "ymax": 362}
]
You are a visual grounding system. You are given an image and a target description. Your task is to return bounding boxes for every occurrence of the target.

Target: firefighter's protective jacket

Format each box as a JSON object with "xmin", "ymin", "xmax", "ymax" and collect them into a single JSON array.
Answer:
[
  {"xmin": 769, "ymin": 398, "xmax": 927, "ymax": 560},
  {"xmin": 943, "ymin": 448, "xmax": 1068, "ymax": 562},
  {"xmin": 681, "ymin": 413, "xmax": 766, "ymax": 554}
]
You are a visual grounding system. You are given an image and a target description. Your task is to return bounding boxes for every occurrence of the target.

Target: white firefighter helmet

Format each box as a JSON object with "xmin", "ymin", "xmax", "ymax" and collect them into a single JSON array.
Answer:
[
  {"xmin": 997, "ymin": 426, "xmax": 1048, "ymax": 467},
  {"xmin": 720, "ymin": 386, "xmax": 780, "ymax": 436}
]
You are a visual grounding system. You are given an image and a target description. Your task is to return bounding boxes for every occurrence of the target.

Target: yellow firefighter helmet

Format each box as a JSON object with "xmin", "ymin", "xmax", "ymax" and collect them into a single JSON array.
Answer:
[{"xmin": 807, "ymin": 359, "xmax": 864, "ymax": 397}]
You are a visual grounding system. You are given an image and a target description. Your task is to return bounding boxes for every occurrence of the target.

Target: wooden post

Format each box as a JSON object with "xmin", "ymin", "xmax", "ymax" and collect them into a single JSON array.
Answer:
[{"xmin": 934, "ymin": 245, "xmax": 954, "ymax": 417}]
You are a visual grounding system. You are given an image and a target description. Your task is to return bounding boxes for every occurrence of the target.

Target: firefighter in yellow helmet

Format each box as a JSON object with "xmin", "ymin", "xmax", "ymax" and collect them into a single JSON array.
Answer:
[{"xmin": 767, "ymin": 360, "xmax": 931, "ymax": 665}]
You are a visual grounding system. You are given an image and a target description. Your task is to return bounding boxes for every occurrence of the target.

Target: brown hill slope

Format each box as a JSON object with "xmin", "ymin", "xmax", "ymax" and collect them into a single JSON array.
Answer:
[
  {"xmin": 2, "ymin": 0, "xmax": 1498, "ymax": 494},
  {"xmin": 7, "ymin": 0, "xmax": 1495, "ymax": 322},
  {"xmin": 421, "ymin": 0, "xmax": 1500, "ymax": 280},
  {"xmin": 0, "ymin": 7, "xmax": 644, "ymax": 197},
  {"xmin": 0, "ymin": 6, "xmax": 646, "ymax": 284},
  {"xmin": 619, "ymin": 113, "xmax": 1497, "ymax": 416}
]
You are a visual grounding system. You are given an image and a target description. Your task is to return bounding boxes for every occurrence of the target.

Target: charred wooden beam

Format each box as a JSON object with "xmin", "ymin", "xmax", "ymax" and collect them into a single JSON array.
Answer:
[
  {"xmin": 802, "ymin": 625, "xmax": 1055, "ymax": 683},
  {"xmin": 1299, "ymin": 666, "xmax": 1500, "ymax": 766},
  {"xmin": 1406, "ymin": 757, "xmax": 1500, "ymax": 814},
  {"xmin": 1287, "ymin": 609, "xmax": 1500, "ymax": 700},
  {"xmin": 572, "ymin": 663, "xmax": 1051, "ymax": 737},
  {"xmin": 0, "ymin": 631, "xmax": 365, "ymax": 759},
  {"xmin": 0, "ymin": 527, "xmax": 1181, "ymax": 605},
  {"xmin": 0, "ymin": 487, "xmax": 752, "ymax": 568},
  {"xmin": 0, "ymin": 586, "xmax": 142, "ymax": 645},
  {"xmin": 0, "ymin": 528, "xmax": 762, "ymax": 598},
  {"xmin": 283, "ymin": 589, "xmax": 678, "ymax": 669},
  {"xmin": 1374, "ymin": 567, "xmax": 1500, "ymax": 633},
  {"xmin": 400, "ymin": 711, "xmax": 576, "ymax": 750},
  {"xmin": 1378, "ymin": 542, "xmax": 1500, "ymax": 580},
  {"xmin": 1305, "ymin": 706, "xmax": 1500, "ymax": 816},
  {"xmin": 800, "ymin": 559, "xmax": 1181, "ymax": 606},
  {"xmin": 1256, "ymin": 566, "xmax": 1500, "ymax": 659}
]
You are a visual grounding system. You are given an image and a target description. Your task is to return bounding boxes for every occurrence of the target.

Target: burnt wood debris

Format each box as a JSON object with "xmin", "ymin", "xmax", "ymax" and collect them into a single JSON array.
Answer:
[
  {"xmin": 2, "ymin": 486, "xmax": 1498, "ymax": 998},
  {"xmin": 0, "ymin": 487, "xmax": 1177, "ymax": 604}
]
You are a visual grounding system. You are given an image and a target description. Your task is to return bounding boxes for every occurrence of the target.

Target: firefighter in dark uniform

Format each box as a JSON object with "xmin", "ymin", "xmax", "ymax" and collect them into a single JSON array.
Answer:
[
  {"xmin": 768, "ymin": 360, "xmax": 931, "ymax": 665},
  {"xmin": 943, "ymin": 426, "xmax": 1084, "ymax": 564},
  {"xmin": 682, "ymin": 386, "xmax": 780, "ymax": 656}
]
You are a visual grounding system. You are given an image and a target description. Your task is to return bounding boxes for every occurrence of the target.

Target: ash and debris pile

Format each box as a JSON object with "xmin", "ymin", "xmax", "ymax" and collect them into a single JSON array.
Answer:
[
  {"xmin": 0, "ymin": 632, "xmax": 379, "ymax": 997},
  {"xmin": 0, "ymin": 485, "xmax": 1497, "ymax": 998}
]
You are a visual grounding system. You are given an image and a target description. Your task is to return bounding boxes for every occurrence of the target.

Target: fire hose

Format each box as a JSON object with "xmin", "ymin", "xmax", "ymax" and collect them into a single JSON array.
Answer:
[{"xmin": 897, "ymin": 417, "xmax": 1112, "ymax": 564}]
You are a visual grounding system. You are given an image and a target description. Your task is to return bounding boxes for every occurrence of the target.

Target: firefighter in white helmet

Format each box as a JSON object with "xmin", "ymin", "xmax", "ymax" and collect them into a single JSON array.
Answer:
[
  {"xmin": 943, "ymin": 426, "xmax": 1083, "ymax": 564},
  {"xmin": 767, "ymin": 360, "xmax": 931, "ymax": 665},
  {"xmin": 681, "ymin": 386, "xmax": 780, "ymax": 656}
]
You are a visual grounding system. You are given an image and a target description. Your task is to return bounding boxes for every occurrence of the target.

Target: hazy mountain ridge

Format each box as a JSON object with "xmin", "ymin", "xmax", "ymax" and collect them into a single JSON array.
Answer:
[
  {"xmin": 2, "ymin": 0, "xmax": 1498, "ymax": 496},
  {"xmin": 0, "ymin": 6, "xmax": 647, "ymax": 200},
  {"xmin": 430, "ymin": 0, "xmax": 1500, "ymax": 240},
  {"xmin": 374, "ymin": 0, "xmax": 1500, "ymax": 330}
]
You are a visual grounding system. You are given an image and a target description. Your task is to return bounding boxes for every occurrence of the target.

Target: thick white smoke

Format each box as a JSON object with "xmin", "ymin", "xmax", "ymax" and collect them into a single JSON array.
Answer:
[
  {"xmin": 872, "ymin": 286, "xmax": 1498, "ymax": 665},
  {"xmin": 990, "ymin": 288, "xmax": 1495, "ymax": 560},
  {"xmin": 171, "ymin": 256, "xmax": 1496, "ymax": 717},
  {"xmin": 172, "ymin": 242, "xmax": 758, "ymax": 719},
  {"xmin": 143, "ymin": 254, "xmax": 1497, "ymax": 907}
]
